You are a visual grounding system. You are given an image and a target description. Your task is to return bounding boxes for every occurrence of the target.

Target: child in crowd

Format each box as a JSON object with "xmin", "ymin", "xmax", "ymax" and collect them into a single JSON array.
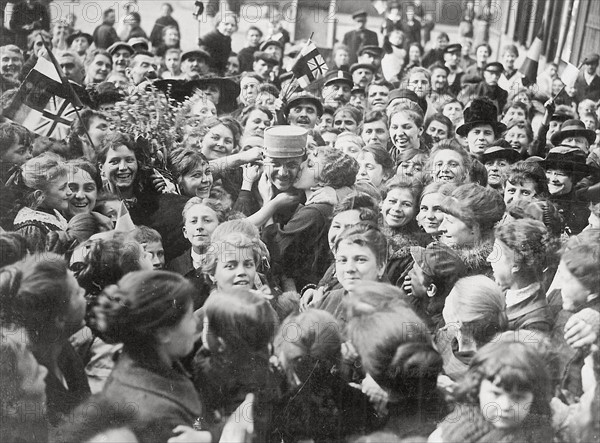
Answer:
[
  {"xmin": 161, "ymin": 47, "xmax": 183, "ymax": 79},
  {"xmin": 430, "ymin": 341, "xmax": 554, "ymax": 442}
]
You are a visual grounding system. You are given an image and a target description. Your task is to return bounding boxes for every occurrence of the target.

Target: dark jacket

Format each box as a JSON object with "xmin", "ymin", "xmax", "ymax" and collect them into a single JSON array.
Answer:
[
  {"xmin": 101, "ymin": 350, "xmax": 206, "ymax": 443},
  {"xmin": 92, "ymin": 22, "xmax": 119, "ymax": 49},
  {"xmin": 574, "ymin": 72, "xmax": 600, "ymax": 103},
  {"xmin": 166, "ymin": 248, "xmax": 212, "ymax": 309},
  {"xmin": 150, "ymin": 15, "xmax": 179, "ymax": 48},
  {"xmin": 238, "ymin": 45, "xmax": 259, "ymax": 73},
  {"xmin": 10, "ymin": 2, "xmax": 50, "ymax": 50},
  {"xmin": 342, "ymin": 28, "xmax": 379, "ymax": 65},
  {"xmin": 549, "ymin": 190, "xmax": 590, "ymax": 236},
  {"xmin": 506, "ymin": 284, "xmax": 553, "ymax": 333},
  {"xmin": 199, "ymin": 29, "xmax": 231, "ymax": 75}
]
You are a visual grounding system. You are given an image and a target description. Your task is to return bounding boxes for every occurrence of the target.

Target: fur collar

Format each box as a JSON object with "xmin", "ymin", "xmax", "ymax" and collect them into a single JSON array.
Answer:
[{"xmin": 452, "ymin": 240, "xmax": 494, "ymax": 277}]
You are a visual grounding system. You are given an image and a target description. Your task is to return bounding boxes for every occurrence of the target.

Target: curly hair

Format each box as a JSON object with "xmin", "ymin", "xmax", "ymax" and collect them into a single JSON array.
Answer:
[
  {"xmin": 505, "ymin": 161, "xmax": 549, "ymax": 198},
  {"xmin": 314, "ymin": 146, "xmax": 359, "ymax": 189},
  {"xmin": 453, "ymin": 340, "xmax": 552, "ymax": 425}
]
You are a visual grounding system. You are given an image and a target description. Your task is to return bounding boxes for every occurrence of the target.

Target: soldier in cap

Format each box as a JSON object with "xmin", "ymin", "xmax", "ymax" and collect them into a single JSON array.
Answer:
[
  {"xmin": 321, "ymin": 70, "xmax": 354, "ymax": 109},
  {"xmin": 285, "ymin": 93, "xmax": 323, "ymax": 129}
]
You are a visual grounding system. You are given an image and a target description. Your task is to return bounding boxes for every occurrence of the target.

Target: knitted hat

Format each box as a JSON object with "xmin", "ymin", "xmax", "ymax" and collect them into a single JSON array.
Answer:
[
  {"xmin": 264, "ymin": 126, "xmax": 307, "ymax": 158},
  {"xmin": 456, "ymin": 97, "xmax": 506, "ymax": 137},
  {"xmin": 440, "ymin": 183, "xmax": 506, "ymax": 231},
  {"xmin": 410, "ymin": 242, "xmax": 467, "ymax": 282}
]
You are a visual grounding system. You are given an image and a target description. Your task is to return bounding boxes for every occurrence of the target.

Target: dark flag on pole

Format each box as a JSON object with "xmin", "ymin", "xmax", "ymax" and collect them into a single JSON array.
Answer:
[
  {"xmin": 291, "ymin": 39, "xmax": 329, "ymax": 90},
  {"xmin": 519, "ymin": 21, "xmax": 544, "ymax": 86},
  {"xmin": 2, "ymin": 44, "xmax": 83, "ymax": 139}
]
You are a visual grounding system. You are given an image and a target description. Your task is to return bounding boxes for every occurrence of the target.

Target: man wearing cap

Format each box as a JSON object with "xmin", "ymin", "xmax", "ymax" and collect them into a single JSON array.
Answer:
[
  {"xmin": 343, "ymin": 10, "xmax": 379, "ymax": 65},
  {"xmin": 357, "ymin": 45, "xmax": 383, "ymax": 69},
  {"xmin": 108, "ymin": 42, "xmax": 134, "ymax": 75},
  {"xmin": 321, "ymin": 70, "xmax": 353, "ymax": 109},
  {"xmin": 127, "ymin": 37, "xmax": 150, "ymax": 53},
  {"xmin": 238, "ymin": 126, "xmax": 306, "ymax": 228},
  {"xmin": 574, "ymin": 53, "xmax": 600, "ymax": 103},
  {"xmin": 126, "ymin": 50, "xmax": 159, "ymax": 86},
  {"xmin": 181, "ymin": 49, "xmax": 210, "ymax": 80},
  {"xmin": 252, "ymin": 51, "xmax": 278, "ymax": 82},
  {"xmin": 462, "ymin": 62, "xmax": 507, "ymax": 116},
  {"xmin": 550, "ymin": 119, "xmax": 596, "ymax": 154},
  {"xmin": 56, "ymin": 51, "xmax": 85, "ymax": 85},
  {"xmin": 260, "ymin": 40, "xmax": 284, "ymax": 63},
  {"xmin": 285, "ymin": 92, "xmax": 323, "ymax": 129},
  {"xmin": 444, "ymin": 43, "xmax": 463, "ymax": 96},
  {"xmin": 422, "ymin": 32, "xmax": 450, "ymax": 68},
  {"xmin": 350, "ymin": 63, "xmax": 376, "ymax": 89}
]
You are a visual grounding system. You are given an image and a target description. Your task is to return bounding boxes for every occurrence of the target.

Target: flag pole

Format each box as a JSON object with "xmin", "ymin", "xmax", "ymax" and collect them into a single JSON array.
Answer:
[
  {"xmin": 281, "ymin": 33, "xmax": 315, "ymax": 101},
  {"xmin": 40, "ymin": 36, "xmax": 96, "ymax": 153},
  {"xmin": 551, "ymin": 61, "xmax": 585, "ymax": 102}
]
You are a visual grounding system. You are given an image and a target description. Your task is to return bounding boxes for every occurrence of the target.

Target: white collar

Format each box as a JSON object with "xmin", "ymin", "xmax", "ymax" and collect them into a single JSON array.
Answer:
[
  {"xmin": 190, "ymin": 249, "xmax": 205, "ymax": 270},
  {"xmin": 506, "ymin": 282, "xmax": 541, "ymax": 307}
]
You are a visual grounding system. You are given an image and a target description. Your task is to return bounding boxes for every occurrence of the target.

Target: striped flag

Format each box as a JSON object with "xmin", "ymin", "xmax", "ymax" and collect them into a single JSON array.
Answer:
[
  {"xmin": 114, "ymin": 201, "xmax": 136, "ymax": 233},
  {"xmin": 519, "ymin": 22, "xmax": 544, "ymax": 86},
  {"xmin": 2, "ymin": 54, "xmax": 82, "ymax": 139},
  {"xmin": 291, "ymin": 40, "xmax": 329, "ymax": 89}
]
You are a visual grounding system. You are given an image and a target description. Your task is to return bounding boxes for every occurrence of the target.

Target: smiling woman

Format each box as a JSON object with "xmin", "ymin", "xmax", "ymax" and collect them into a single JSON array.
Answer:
[
  {"xmin": 97, "ymin": 132, "xmax": 140, "ymax": 200},
  {"xmin": 66, "ymin": 159, "xmax": 102, "ymax": 218}
]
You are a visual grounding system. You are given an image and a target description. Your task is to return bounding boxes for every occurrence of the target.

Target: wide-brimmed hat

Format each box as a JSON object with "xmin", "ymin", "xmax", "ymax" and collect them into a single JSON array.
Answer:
[
  {"xmin": 107, "ymin": 42, "xmax": 134, "ymax": 56},
  {"xmin": 285, "ymin": 92, "xmax": 323, "ymax": 116},
  {"xmin": 264, "ymin": 126, "xmax": 307, "ymax": 158},
  {"xmin": 542, "ymin": 146, "xmax": 591, "ymax": 175},
  {"xmin": 481, "ymin": 139, "xmax": 521, "ymax": 163},
  {"xmin": 550, "ymin": 119, "xmax": 596, "ymax": 146},
  {"xmin": 66, "ymin": 30, "xmax": 92, "ymax": 48},
  {"xmin": 456, "ymin": 97, "xmax": 506, "ymax": 137}
]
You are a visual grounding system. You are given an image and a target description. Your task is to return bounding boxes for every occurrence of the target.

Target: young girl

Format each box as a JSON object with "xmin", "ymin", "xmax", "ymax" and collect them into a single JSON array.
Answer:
[
  {"xmin": 0, "ymin": 254, "xmax": 90, "ymax": 427},
  {"xmin": 192, "ymin": 288, "xmax": 278, "ymax": 442},
  {"xmin": 311, "ymin": 224, "xmax": 388, "ymax": 325},
  {"xmin": 355, "ymin": 143, "xmax": 395, "ymax": 189},
  {"xmin": 202, "ymin": 219, "xmax": 271, "ymax": 295},
  {"xmin": 417, "ymin": 182, "xmax": 457, "ymax": 238},
  {"xmin": 169, "ymin": 148, "xmax": 213, "ymax": 199},
  {"xmin": 429, "ymin": 341, "xmax": 554, "ymax": 442},
  {"xmin": 10, "ymin": 152, "xmax": 72, "ymax": 253},
  {"xmin": 161, "ymin": 47, "xmax": 183, "ymax": 79},
  {"xmin": 94, "ymin": 270, "xmax": 209, "ymax": 443}
]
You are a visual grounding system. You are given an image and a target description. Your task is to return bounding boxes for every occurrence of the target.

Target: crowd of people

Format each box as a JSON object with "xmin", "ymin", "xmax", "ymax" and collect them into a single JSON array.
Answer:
[{"xmin": 0, "ymin": 1, "xmax": 599, "ymax": 442}]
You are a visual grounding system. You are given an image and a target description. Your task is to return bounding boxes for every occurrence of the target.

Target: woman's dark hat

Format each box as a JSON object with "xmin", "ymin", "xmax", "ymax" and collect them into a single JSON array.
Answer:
[
  {"xmin": 542, "ymin": 146, "xmax": 591, "ymax": 175},
  {"xmin": 481, "ymin": 139, "xmax": 521, "ymax": 163},
  {"xmin": 456, "ymin": 97, "xmax": 506, "ymax": 137},
  {"xmin": 66, "ymin": 30, "xmax": 93, "ymax": 48},
  {"xmin": 550, "ymin": 119, "xmax": 596, "ymax": 146}
]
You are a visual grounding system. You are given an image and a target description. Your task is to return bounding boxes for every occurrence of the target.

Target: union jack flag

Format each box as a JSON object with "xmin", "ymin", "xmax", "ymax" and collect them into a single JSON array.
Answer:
[
  {"xmin": 291, "ymin": 40, "xmax": 329, "ymax": 89},
  {"xmin": 2, "ymin": 55, "xmax": 82, "ymax": 139}
]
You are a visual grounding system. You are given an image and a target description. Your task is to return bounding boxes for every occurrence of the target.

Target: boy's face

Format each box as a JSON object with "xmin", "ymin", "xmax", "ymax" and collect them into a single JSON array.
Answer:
[
  {"xmin": 1, "ymin": 137, "xmax": 32, "ymax": 165},
  {"xmin": 142, "ymin": 241, "xmax": 165, "ymax": 270},
  {"xmin": 165, "ymin": 53, "xmax": 181, "ymax": 71},
  {"xmin": 478, "ymin": 378, "xmax": 533, "ymax": 429},
  {"xmin": 247, "ymin": 30, "xmax": 262, "ymax": 46}
]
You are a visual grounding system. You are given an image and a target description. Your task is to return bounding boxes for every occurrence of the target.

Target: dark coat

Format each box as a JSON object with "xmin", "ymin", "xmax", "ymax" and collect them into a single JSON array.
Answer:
[
  {"xmin": 574, "ymin": 72, "xmax": 600, "ymax": 103},
  {"xmin": 101, "ymin": 351, "xmax": 205, "ymax": 443},
  {"xmin": 92, "ymin": 22, "xmax": 119, "ymax": 50},
  {"xmin": 199, "ymin": 29, "xmax": 231, "ymax": 75},
  {"xmin": 10, "ymin": 2, "xmax": 50, "ymax": 50},
  {"xmin": 150, "ymin": 15, "xmax": 179, "ymax": 48},
  {"xmin": 166, "ymin": 248, "xmax": 212, "ymax": 309},
  {"xmin": 342, "ymin": 28, "xmax": 379, "ymax": 64},
  {"xmin": 549, "ymin": 190, "xmax": 590, "ymax": 235}
]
